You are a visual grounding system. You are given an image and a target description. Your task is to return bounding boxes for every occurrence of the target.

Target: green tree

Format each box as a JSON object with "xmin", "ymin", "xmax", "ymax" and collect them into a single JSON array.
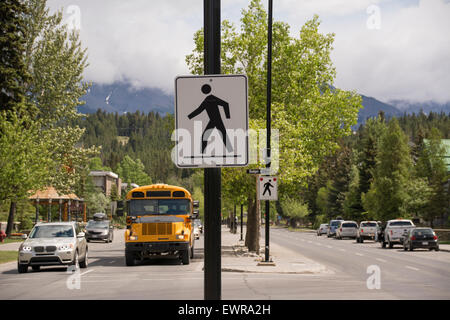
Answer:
[
  {"xmin": 415, "ymin": 128, "xmax": 449, "ymax": 226},
  {"xmin": 363, "ymin": 118, "xmax": 412, "ymax": 221},
  {"xmin": 0, "ymin": 110, "xmax": 51, "ymax": 235},
  {"xmin": 22, "ymin": 0, "xmax": 99, "ymax": 195},
  {"xmin": 116, "ymin": 155, "xmax": 152, "ymax": 187},
  {"xmin": 0, "ymin": 0, "xmax": 31, "ymax": 114},
  {"xmin": 280, "ymin": 197, "xmax": 309, "ymax": 228}
]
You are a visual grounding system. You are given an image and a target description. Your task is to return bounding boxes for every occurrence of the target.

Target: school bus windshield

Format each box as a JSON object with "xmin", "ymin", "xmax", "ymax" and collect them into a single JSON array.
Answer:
[{"xmin": 129, "ymin": 199, "xmax": 190, "ymax": 216}]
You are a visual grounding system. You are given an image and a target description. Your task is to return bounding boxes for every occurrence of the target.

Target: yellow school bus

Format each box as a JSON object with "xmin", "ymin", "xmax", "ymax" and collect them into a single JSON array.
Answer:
[{"xmin": 118, "ymin": 184, "xmax": 199, "ymax": 266}]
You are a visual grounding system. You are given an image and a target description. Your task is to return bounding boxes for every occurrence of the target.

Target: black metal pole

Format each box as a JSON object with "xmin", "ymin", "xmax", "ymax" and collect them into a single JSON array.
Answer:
[
  {"xmin": 265, "ymin": 0, "xmax": 273, "ymax": 263},
  {"xmin": 240, "ymin": 204, "xmax": 244, "ymax": 241},
  {"xmin": 204, "ymin": 0, "xmax": 221, "ymax": 301}
]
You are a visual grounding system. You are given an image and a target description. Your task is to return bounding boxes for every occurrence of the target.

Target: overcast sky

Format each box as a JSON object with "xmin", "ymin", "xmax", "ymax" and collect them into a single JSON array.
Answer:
[{"xmin": 46, "ymin": 0, "xmax": 450, "ymax": 103}]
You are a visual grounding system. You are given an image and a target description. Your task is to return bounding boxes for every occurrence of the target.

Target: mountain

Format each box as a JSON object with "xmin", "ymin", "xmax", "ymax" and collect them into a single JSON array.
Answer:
[
  {"xmin": 388, "ymin": 100, "xmax": 450, "ymax": 115},
  {"xmin": 79, "ymin": 81, "xmax": 448, "ymax": 125},
  {"xmin": 79, "ymin": 82, "xmax": 174, "ymax": 115}
]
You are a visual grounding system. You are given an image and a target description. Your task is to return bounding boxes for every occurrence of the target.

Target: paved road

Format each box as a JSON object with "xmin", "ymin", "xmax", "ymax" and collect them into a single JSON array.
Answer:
[
  {"xmin": 269, "ymin": 227, "xmax": 450, "ymax": 299},
  {"xmin": 1, "ymin": 228, "xmax": 449, "ymax": 299}
]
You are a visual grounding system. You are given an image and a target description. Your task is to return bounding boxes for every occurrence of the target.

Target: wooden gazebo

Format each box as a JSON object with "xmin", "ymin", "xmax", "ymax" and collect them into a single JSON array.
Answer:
[{"xmin": 28, "ymin": 187, "xmax": 85, "ymax": 223}]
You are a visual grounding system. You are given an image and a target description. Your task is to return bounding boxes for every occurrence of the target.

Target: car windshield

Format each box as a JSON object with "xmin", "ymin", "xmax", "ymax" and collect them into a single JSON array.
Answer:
[
  {"xmin": 361, "ymin": 222, "xmax": 377, "ymax": 227},
  {"xmin": 343, "ymin": 223, "xmax": 357, "ymax": 228},
  {"xmin": 330, "ymin": 221, "xmax": 340, "ymax": 227},
  {"xmin": 29, "ymin": 225, "xmax": 74, "ymax": 238},
  {"xmin": 390, "ymin": 221, "xmax": 413, "ymax": 226},
  {"xmin": 87, "ymin": 221, "xmax": 109, "ymax": 229},
  {"xmin": 129, "ymin": 199, "xmax": 190, "ymax": 216},
  {"xmin": 413, "ymin": 229, "xmax": 433, "ymax": 236}
]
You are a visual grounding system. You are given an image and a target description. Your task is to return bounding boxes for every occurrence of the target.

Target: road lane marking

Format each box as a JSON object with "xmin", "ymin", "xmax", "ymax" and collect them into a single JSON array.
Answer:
[
  {"xmin": 80, "ymin": 269, "xmax": 94, "ymax": 276},
  {"xmin": 406, "ymin": 266, "xmax": 420, "ymax": 271},
  {"xmin": 376, "ymin": 258, "xmax": 387, "ymax": 263},
  {"xmin": 355, "ymin": 253, "xmax": 364, "ymax": 256}
]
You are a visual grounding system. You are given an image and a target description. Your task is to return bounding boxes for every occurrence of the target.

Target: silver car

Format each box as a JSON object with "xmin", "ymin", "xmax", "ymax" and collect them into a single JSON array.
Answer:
[
  {"xmin": 335, "ymin": 221, "xmax": 358, "ymax": 239},
  {"xmin": 17, "ymin": 222, "xmax": 88, "ymax": 273}
]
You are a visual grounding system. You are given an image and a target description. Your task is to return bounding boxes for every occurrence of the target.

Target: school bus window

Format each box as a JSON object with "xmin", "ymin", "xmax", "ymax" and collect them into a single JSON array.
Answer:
[
  {"xmin": 159, "ymin": 199, "xmax": 189, "ymax": 215},
  {"xmin": 129, "ymin": 199, "xmax": 158, "ymax": 216}
]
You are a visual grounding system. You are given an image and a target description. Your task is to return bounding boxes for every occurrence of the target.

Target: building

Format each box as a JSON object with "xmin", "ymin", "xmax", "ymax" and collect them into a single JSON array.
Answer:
[{"xmin": 89, "ymin": 171, "xmax": 122, "ymax": 198}]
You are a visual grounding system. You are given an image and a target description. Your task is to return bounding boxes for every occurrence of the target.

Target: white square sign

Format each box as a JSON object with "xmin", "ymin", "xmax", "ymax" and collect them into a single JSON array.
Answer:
[
  {"xmin": 259, "ymin": 176, "xmax": 278, "ymax": 201},
  {"xmin": 174, "ymin": 74, "xmax": 248, "ymax": 168}
]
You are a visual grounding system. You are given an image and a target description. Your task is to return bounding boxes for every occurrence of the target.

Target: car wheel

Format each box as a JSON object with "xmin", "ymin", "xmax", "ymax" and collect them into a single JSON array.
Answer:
[
  {"xmin": 409, "ymin": 243, "xmax": 413, "ymax": 251},
  {"xmin": 382, "ymin": 241, "xmax": 386, "ymax": 248},
  {"xmin": 360, "ymin": 238, "xmax": 364, "ymax": 243},
  {"xmin": 72, "ymin": 250, "xmax": 79, "ymax": 267},
  {"xmin": 32, "ymin": 265, "xmax": 40, "ymax": 271},
  {"xmin": 79, "ymin": 249, "xmax": 88, "ymax": 268},
  {"xmin": 388, "ymin": 238, "xmax": 393, "ymax": 249},
  {"xmin": 435, "ymin": 247, "xmax": 440, "ymax": 251},
  {"xmin": 18, "ymin": 263, "xmax": 28, "ymax": 274},
  {"xmin": 403, "ymin": 244, "xmax": 407, "ymax": 251},
  {"xmin": 181, "ymin": 249, "xmax": 190, "ymax": 265},
  {"xmin": 190, "ymin": 244, "xmax": 194, "ymax": 259},
  {"xmin": 125, "ymin": 251, "xmax": 136, "ymax": 266}
]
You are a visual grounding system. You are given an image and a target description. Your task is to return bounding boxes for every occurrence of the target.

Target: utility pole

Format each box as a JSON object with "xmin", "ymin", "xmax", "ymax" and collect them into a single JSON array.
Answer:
[
  {"xmin": 264, "ymin": 0, "xmax": 273, "ymax": 263},
  {"xmin": 203, "ymin": 0, "xmax": 221, "ymax": 300}
]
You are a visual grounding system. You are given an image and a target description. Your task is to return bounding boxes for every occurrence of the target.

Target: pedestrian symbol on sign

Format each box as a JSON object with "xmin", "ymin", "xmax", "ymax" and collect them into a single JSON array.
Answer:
[
  {"xmin": 262, "ymin": 178, "xmax": 275, "ymax": 196},
  {"xmin": 259, "ymin": 176, "xmax": 278, "ymax": 201},
  {"xmin": 188, "ymin": 84, "xmax": 233, "ymax": 153}
]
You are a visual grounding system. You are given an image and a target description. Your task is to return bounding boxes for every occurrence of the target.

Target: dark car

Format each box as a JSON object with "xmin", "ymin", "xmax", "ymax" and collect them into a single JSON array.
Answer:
[
  {"xmin": 403, "ymin": 228, "xmax": 439, "ymax": 251},
  {"xmin": 85, "ymin": 220, "xmax": 114, "ymax": 243}
]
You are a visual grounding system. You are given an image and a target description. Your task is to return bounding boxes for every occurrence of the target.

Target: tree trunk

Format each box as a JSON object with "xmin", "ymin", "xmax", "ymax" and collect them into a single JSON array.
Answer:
[
  {"xmin": 245, "ymin": 196, "xmax": 260, "ymax": 253},
  {"xmin": 6, "ymin": 201, "xmax": 17, "ymax": 236}
]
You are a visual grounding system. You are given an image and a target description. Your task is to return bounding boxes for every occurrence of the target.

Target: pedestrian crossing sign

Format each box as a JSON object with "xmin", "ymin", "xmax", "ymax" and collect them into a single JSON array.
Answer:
[
  {"xmin": 258, "ymin": 176, "xmax": 278, "ymax": 201},
  {"xmin": 174, "ymin": 74, "xmax": 248, "ymax": 168}
]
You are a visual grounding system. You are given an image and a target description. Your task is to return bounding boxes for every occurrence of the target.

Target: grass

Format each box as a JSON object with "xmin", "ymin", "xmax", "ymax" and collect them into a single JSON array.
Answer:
[
  {"xmin": 0, "ymin": 251, "xmax": 18, "ymax": 264},
  {"xmin": 0, "ymin": 238, "xmax": 24, "ymax": 245},
  {"xmin": 440, "ymin": 240, "xmax": 450, "ymax": 245}
]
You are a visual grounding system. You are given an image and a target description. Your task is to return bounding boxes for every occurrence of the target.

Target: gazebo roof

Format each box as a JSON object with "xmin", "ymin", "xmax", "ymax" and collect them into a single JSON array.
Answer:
[{"xmin": 28, "ymin": 186, "xmax": 82, "ymax": 201}]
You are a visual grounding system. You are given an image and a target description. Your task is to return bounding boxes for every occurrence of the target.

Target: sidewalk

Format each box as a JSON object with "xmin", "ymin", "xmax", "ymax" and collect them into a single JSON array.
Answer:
[
  {"xmin": 220, "ymin": 226, "xmax": 332, "ymax": 274},
  {"xmin": 0, "ymin": 241, "xmax": 22, "ymax": 251}
]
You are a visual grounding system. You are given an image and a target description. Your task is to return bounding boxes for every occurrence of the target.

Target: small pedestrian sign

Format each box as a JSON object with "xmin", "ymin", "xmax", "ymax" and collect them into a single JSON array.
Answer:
[
  {"xmin": 259, "ymin": 176, "xmax": 278, "ymax": 201},
  {"xmin": 174, "ymin": 74, "xmax": 249, "ymax": 168}
]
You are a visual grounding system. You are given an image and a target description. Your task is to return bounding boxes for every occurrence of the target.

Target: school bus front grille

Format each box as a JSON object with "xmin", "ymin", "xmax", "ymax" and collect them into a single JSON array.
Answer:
[{"xmin": 142, "ymin": 223, "xmax": 173, "ymax": 236}]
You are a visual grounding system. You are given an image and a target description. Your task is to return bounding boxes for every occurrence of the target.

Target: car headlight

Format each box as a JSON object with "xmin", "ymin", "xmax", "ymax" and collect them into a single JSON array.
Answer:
[
  {"xmin": 176, "ymin": 235, "xmax": 185, "ymax": 240},
  {"xmin": 129, "ymin": 235, "xmax": 138, "ymax": 241},
  {"xmin": 58, "ymin": 244, "xmax": 74, "ymax": 251},
  {"xmin": 20, "ymin": 244, "xmax": 32, "ymax": 252}
]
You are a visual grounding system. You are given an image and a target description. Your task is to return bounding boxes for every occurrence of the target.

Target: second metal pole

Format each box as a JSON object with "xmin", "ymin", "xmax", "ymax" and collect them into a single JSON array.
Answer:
[{"xmin": 265, "ymin": 0, "xmax": 273, "ymax": 263}]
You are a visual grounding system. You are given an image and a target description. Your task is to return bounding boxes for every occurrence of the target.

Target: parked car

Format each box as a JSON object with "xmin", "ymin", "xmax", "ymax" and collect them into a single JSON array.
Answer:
[
  {"xmin": 194, "ymin": 219, "xmax": 203, "ymax": 234},
  {"xmin": 403, "ymin": 228, "xmax": 439, "ymax": 251},
  {"xmin": 192, "ymin": 220, "xmax": 201, "ymax": 240},
  {"xmin": 335, "ymin": 221, "xmax": 358, "ymax": 239},
  {"xmin": 382, "ymin": 219, "xmax": 415, "ymax": 249},
  {"xmin": 17, "ymin": 222, "xmax": 88, "ymax": 273},
  {"xmin": 327, "ymin": 219, "xmax": 343, "ymax": 238},
  {"xmin": 85, "ymin": 220, "xmax": 114, "ymax": 243},
  {"xmin": 317, "ymin": 224, "xmax": 329, "ymax": 236},
  {"xmin": 357, "ymin": 221, "xmax": 378, "ymax": 243}
]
